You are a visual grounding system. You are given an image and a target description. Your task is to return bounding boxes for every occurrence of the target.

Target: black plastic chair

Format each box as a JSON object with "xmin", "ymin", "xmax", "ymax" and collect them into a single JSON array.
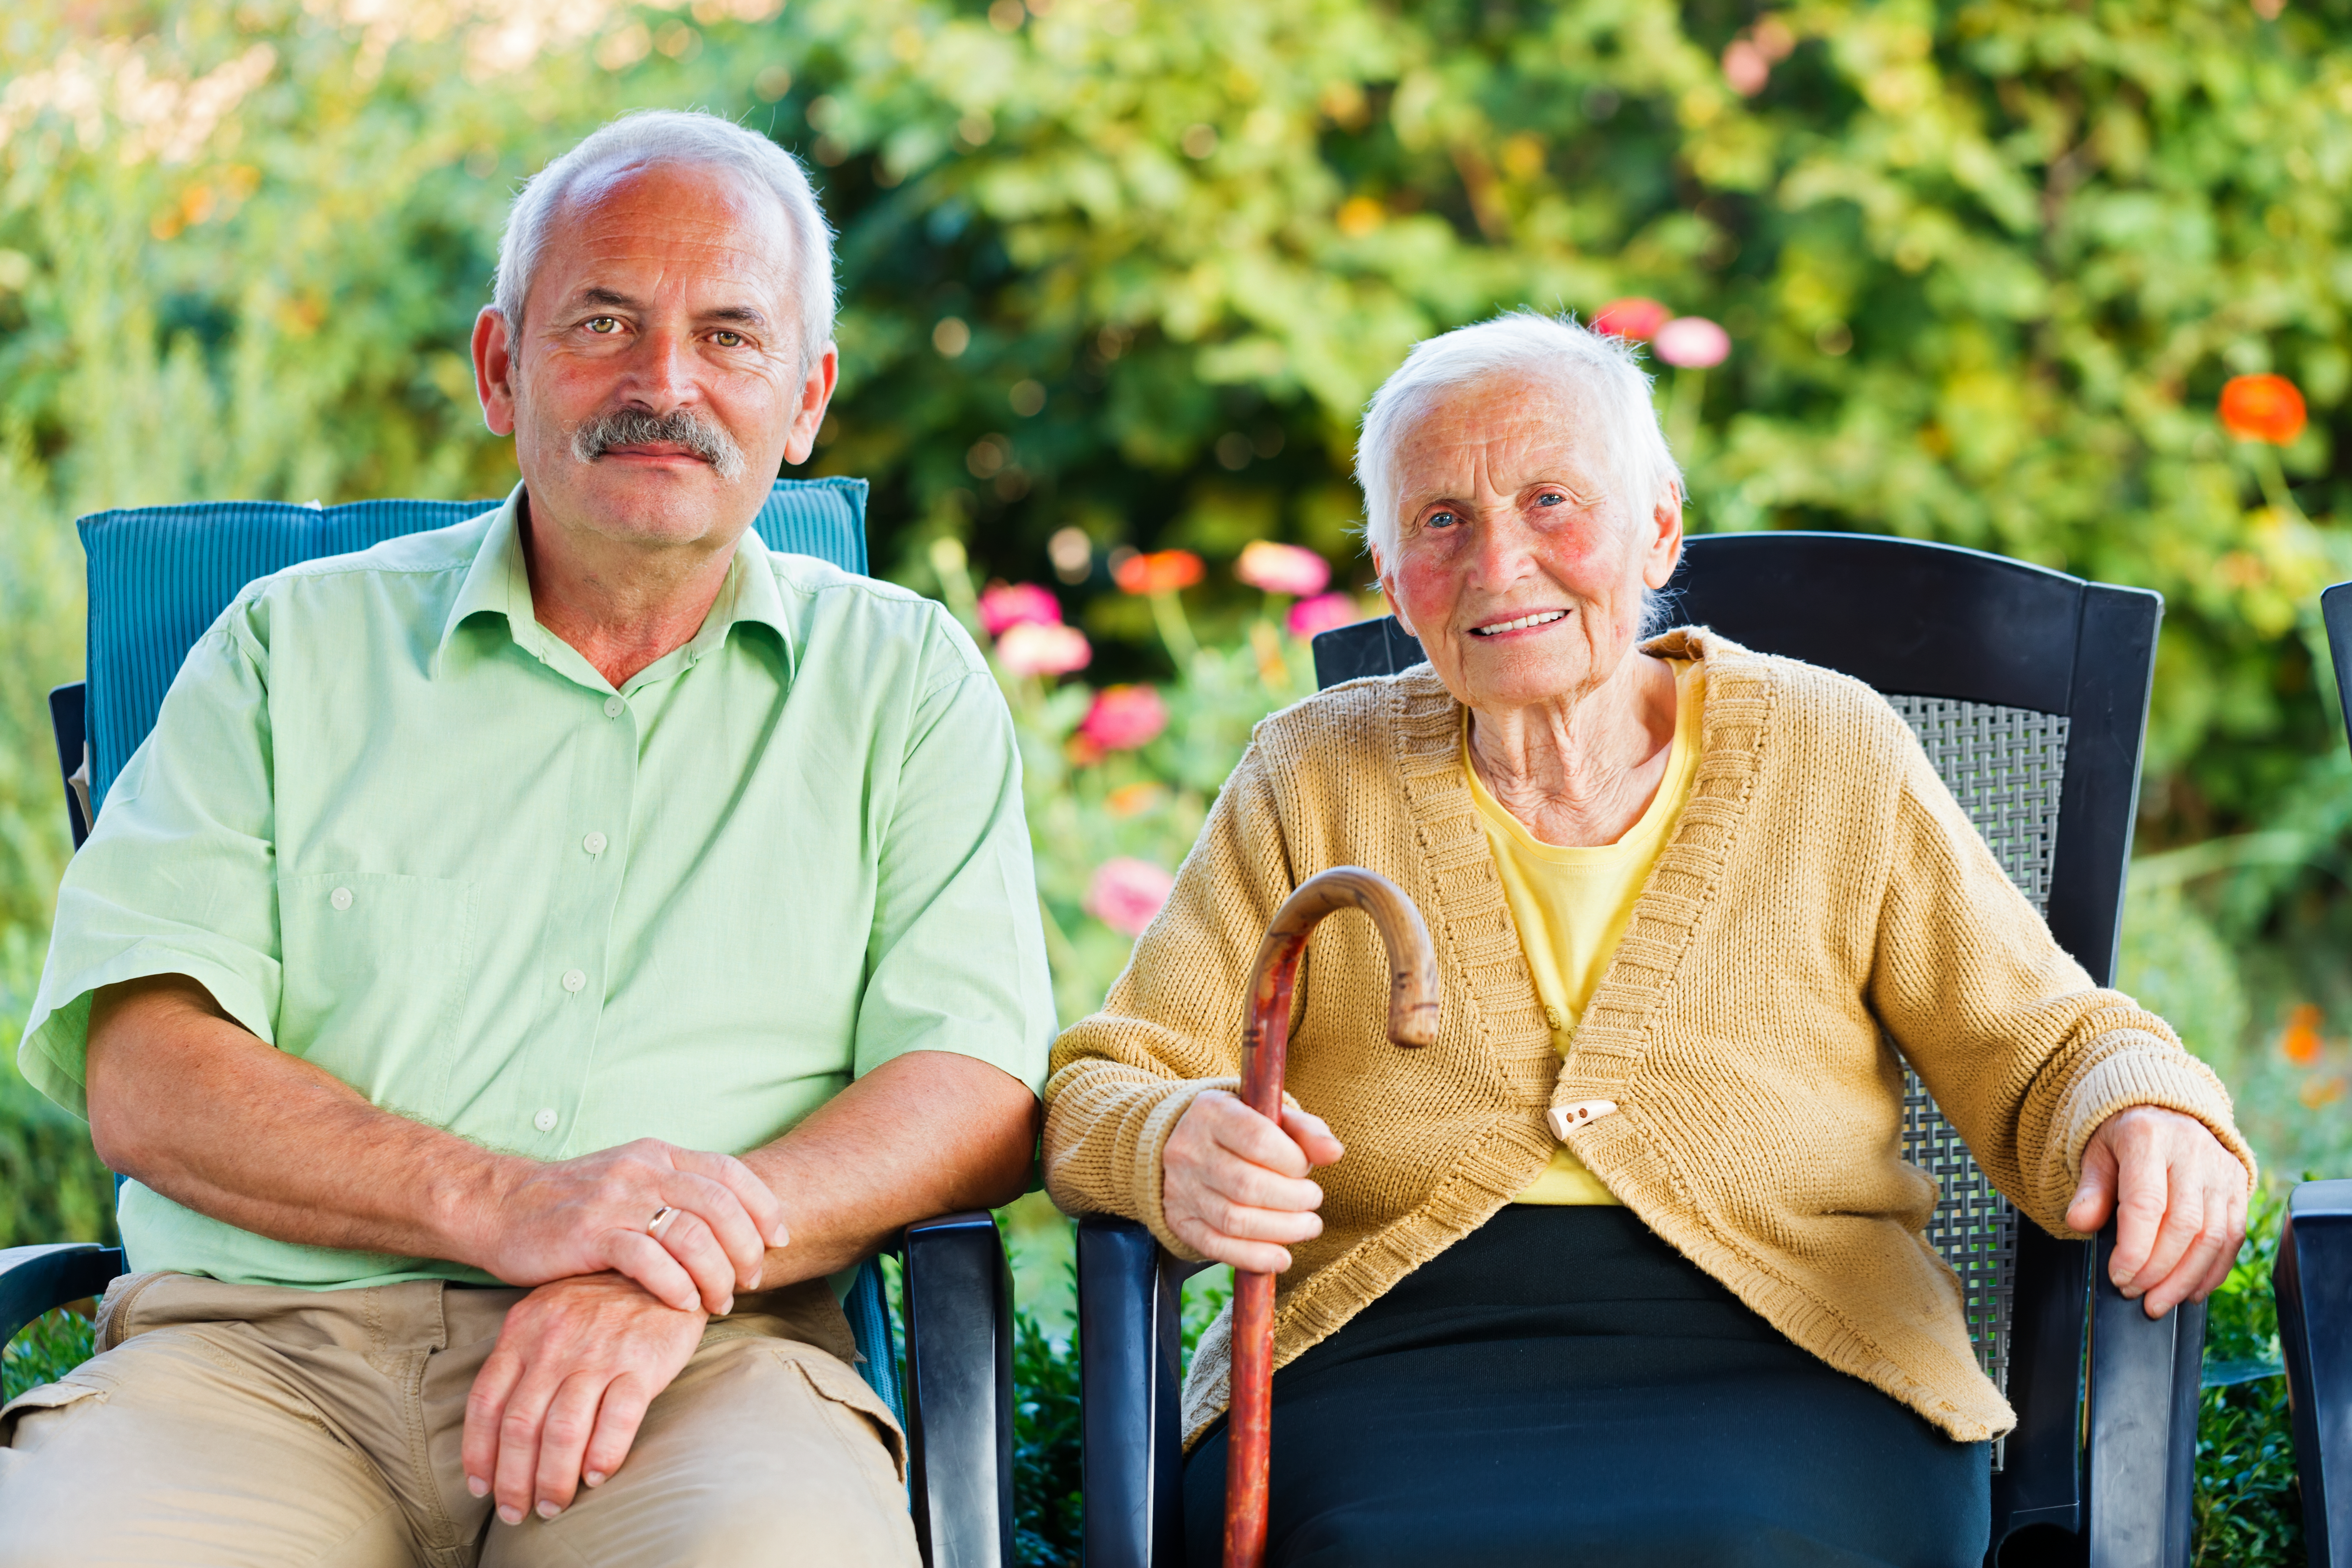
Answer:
[
  {"xmin": 1078, "ymin": 531, "xmax": 2205, "ymax": 1568},
  {"xmin": 2280, "ymin": 579, "xmax": 2352, "ymax": 1568},
  {"xmin": 0, "ymin": 490, "xmax": 1017, "ymax": 1568}
]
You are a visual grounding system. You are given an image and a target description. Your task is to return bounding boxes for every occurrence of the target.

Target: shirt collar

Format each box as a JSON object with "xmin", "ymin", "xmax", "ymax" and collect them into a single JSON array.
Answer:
[{"xmin": 437, "ymin": 485, "xmax": 797, "ymax": 684}]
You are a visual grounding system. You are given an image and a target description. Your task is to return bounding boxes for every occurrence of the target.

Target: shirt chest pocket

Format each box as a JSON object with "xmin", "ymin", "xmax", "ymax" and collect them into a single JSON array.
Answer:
[{"xmin": 276, "ymin": 872, "xmax": 476, "ymax": 1123}]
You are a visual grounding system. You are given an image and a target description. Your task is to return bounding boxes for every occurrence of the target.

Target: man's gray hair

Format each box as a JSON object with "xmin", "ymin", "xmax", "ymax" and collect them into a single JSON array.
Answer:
[
  {"xmin": 1355, "ymin": 310, "xmax": 1684, "ymax": 563},
  {"xmin": 493, "ymin": 109, "xmax": 836, "ymax": 369}
]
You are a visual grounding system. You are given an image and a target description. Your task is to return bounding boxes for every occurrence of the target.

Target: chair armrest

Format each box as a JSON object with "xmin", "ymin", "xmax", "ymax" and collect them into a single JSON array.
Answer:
[
  {"xmin": 2084, "ymin": 1222, "xmax": 2205, "ymax": 1568},
  {"xmin": 902, "ymin": 1211, "xmax": 1013, "ymax": 1568},
  {"xmin": 2276, "ymin": 1179, "xmax": 2352, "ymax": 1568},
  {"xmin": 1078, "ymin": 1214, "xmax": 1207, "ymax": 1568},
  {"xmin": 0, "ymin": 1243, "xmax": 125, "ymax": 1351}
]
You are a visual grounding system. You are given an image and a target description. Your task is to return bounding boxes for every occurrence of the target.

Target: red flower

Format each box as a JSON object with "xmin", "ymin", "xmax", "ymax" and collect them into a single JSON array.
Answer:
[
  {"xmin": 1592, "ymin": 297, "xmax": 1671, "ymax": 342},
  {"xmin": 978, "ymin": 582, "xmax": 1062, "ymax": 636},
  {"xmin": 1113, "ymin": 549, "xmax": 1206, "ymax": 596},
  {"xmin": 2219, "ymin": 374, "xmax": 2307, "ymax": 446},
  {"xmin": 1078, "ymin": 684, "xmax": 1168, "ymax": 752}
]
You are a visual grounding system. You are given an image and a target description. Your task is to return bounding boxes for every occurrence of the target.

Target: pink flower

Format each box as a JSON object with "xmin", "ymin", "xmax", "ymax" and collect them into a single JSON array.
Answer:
[
  {"xmin": 994, "ymin": 621, "xmax": 1091, "ymax": 677},
  {"xmin": 1078, "ymin": 684, "xmax": 1168, "ymax": 751},
  {"xmin": 1234, "ymin": 541, "xmax": 1331, "ymax": 598},
  {"xmin": 1592, "ymin": 297, "xmax": 1671, "ymax": 342},
  {"xmin": 979, "ymin": 582, "xmax": 1062, "ymax": 636},
  {"xmin": 1722, "ymin": 39, "xmax": 1769, "ymax": 96},
  {"xmin": 1287, "ymin": 592, "xmax": 1366, "ymax": 640},
  {"xmin": 1653, "ymin": 316, "xmax": 1731, "ymax": 369},
  {"xmin": 1086, "ymin": 857, "xmax": 1176, "ymax": 938}
]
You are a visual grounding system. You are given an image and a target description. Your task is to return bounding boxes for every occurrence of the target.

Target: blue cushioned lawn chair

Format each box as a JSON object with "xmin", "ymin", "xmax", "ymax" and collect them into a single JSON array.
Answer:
[
  {"xmin": 1079, "ymin": 533, "xmax": 2207, "ymax": 1568},
  {"xmin": 0, "ymin": 480, "xmax": 1015, "ymax": 1568},
  {"xmin": 2276, "ymin": 580, "xmax": 2352, "ymax": 1567}
]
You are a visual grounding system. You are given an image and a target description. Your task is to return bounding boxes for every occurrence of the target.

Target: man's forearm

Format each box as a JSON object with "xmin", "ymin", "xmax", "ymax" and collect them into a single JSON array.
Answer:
[
  {"xmin": 86, "ymin": 975, "xmax": 515, "ymax": 1265},
  {"xmin": 740, "ymin": 1049, "xmax": 1039, "ymax": 1284}
]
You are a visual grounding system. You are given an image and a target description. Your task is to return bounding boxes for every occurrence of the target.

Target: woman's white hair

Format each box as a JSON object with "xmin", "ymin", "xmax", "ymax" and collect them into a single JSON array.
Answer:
[
  {"xmin": 493, "ymin": 110, "xmax": 836, "ymax": 371},
  {"xmin": 1355, "ymin": 310, "xmax": 1683, "ymax": 563}
]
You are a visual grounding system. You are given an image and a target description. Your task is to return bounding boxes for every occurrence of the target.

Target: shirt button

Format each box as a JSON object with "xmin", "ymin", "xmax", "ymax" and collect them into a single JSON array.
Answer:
[
  {"xmin": 560, "ymin": 968, "xmax": 588, "ymax": 993},
  {"xmin": 583, "ymin": 831, "xmax": 608, "ymax": 856},
  {"xmin": 533, "ymin": 1108, "xmax": 558, "ymax": 1133},
  {"xmin": 330, "ymin": 887, "xmax": 353, "ymax": 911},
  {"xmin": 603, "ymin": 696, "xmax": 625, "ymax": 718}
]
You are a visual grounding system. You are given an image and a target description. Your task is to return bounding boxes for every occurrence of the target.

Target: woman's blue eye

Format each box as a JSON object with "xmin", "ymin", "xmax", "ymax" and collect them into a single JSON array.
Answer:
[
  {"xmin": 1427, "ymin": 510, "xmax": 1458, "ymax": 529},
  {"xmin": 1537, "ymin": 491, "xmax": 1565, "ymax": 507}
]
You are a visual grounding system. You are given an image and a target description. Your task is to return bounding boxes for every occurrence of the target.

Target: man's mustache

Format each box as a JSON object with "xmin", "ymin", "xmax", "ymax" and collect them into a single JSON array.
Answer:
[{"xmin": 569, "ymin": 405, "xmax": 747, "ymax": 483}]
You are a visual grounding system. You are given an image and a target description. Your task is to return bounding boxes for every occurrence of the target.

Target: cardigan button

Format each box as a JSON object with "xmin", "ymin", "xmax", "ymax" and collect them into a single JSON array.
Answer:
[{"xmin": 1546, "ymin": 1100, "xmax": 1619, "ymax": 1140}]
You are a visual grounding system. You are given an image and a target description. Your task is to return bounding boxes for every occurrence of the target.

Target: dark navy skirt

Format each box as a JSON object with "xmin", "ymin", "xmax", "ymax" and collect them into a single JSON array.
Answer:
[{"xmin": 1183, "ymin": 1205, "xmax": 1989, "ymax": 1568}]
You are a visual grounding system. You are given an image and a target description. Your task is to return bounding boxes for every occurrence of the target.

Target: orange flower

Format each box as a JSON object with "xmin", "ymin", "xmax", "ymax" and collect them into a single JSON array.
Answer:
[
  {"xmin": 2219, "ymin": 374, "xmax": 2307, "ymax": 445},
  {"xmin": 2280, "ymin": 1002, "xmax": 2324, "ymax": 1065},
  {"xmin": 1114, "ymin": 549, "xmax": 1205, "ymax": 596}
]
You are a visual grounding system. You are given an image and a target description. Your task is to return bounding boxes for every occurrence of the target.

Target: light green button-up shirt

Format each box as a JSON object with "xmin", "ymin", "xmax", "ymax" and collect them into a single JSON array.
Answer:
[{"xmin": 20, "ymin": 489, "xmax": 1055, "ymax": 1290}]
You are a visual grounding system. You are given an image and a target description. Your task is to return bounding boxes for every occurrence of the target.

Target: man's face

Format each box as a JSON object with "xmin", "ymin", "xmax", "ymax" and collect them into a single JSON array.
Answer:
[{"xmin": 472, "ymin": 159, "xmax": 835, "ymax": 552}]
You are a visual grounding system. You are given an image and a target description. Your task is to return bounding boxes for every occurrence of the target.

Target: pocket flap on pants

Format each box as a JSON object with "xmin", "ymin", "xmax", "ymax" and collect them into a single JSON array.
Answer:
[
  {"xmin": 791, "ymin": 1352, "xmax": 908, "ymax": 1482},
  {"xmin": 0, "ymin": 1377, "xmax": 105, "ymax": 1442}
]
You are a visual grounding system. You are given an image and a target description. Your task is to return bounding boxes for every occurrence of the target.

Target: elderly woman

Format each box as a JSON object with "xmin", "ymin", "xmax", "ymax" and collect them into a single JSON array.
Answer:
[{"xmin": 1043, "ymin": 313, "xmax": 2255, "ymax": 1567}]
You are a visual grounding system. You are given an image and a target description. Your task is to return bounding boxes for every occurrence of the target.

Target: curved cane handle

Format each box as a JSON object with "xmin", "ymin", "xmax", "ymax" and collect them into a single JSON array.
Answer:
[{"xmin": 1225, "ymin": 867, "xmax": 1439, "ymax": 1568}]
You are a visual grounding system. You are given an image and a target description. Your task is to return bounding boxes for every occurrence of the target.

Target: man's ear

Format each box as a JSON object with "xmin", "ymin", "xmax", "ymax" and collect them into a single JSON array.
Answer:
[
  {"xmin": 472, "ymin": 308, "xmax": 518, "ymax": 438},
  {"xmin": 780, "ymin": 343, "xmax": 840, "ymax": 467}
]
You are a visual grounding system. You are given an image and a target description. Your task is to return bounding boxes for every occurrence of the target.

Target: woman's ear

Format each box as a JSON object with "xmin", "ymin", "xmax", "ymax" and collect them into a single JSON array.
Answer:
[
  {"xmin": 1640, "ymin": 484, "xmax": 1685, "ymax": 591},
  {"xmin": 1369, "ymin": 544, "xmax": 1416, "ymax": 637}
]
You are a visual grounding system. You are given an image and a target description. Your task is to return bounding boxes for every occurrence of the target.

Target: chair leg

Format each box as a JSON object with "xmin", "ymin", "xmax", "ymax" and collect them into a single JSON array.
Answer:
[
  {"xmin": 902, "ymin": 1212, "xmax": 1014, "ymax": 1568},
  {"xmin": 2277, "ymin": 1180, "xmax": 2352, "ymax": 1568},
  {"xmin": 2083, "ymin": 1224, "xmax": 2204, "ymax": 1568}
]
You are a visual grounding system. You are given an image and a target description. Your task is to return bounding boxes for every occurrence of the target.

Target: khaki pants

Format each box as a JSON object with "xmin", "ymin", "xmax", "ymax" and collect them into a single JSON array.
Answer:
[{"xmin": 0, "ymin": 1271, "xmax": 920, "ymax": 1568}]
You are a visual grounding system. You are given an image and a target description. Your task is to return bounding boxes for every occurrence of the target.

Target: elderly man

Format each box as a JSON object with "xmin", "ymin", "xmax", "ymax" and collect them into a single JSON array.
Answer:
[{"xmin": 0, "ymin": 111, "xmax": 1051, "ymax": 1567}]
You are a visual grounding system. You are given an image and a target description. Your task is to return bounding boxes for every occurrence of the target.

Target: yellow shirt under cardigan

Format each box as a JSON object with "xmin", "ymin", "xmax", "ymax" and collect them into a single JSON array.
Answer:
[
  {"xmin": 1470, "ymin": 658, "xmax": 1705, "ymax": 1207},
  {"xmin": 1042, "ymin": 629, "xmax": 2255, "ymax": 1451}
]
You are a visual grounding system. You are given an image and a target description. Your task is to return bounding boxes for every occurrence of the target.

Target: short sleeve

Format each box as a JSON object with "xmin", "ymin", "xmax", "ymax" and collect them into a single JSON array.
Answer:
[
  {"xmin": 850, "ymin": 640, "xmax": 1055, "ymax": 1096},
  {"xmin": 16, "ymin": 601, "xmax": 283, "ymax": 1119}
]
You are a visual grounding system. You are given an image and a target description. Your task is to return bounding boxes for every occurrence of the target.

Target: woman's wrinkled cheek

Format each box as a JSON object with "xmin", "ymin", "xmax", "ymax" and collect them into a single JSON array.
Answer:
[{"xmin": 1392, "ymin": 549, "xmax": 1462, "ymax": 634}]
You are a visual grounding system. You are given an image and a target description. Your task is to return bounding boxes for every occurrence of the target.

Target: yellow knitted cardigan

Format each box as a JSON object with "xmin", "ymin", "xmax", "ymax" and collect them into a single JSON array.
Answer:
[{"xmin": 1042, "ymin": 629, "xmax": 2254, "ymax": 1448}]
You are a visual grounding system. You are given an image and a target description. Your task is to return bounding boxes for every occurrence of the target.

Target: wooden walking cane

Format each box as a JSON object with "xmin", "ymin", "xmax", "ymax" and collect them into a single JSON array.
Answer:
[{"xmin": 1222, "ymin": 867, "xmax": 1441, "ymax": 1568}]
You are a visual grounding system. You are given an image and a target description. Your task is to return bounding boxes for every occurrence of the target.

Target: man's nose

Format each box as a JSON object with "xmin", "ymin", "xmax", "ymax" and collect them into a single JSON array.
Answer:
[{"xmin": 619, "ymin": 323, "xmax": 698, "ymax": 411}]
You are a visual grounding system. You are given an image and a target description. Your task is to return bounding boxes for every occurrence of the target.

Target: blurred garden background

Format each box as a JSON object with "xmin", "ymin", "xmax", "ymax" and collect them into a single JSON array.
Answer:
[{"xmin": 1, "ymin": 0, "xmax": 2349, "ymax": 1560}]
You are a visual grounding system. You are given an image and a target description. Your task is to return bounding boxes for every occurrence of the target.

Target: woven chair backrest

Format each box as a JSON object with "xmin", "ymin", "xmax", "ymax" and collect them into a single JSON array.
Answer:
[{"xmin": 1883, "ymin": 696, "xmax": 2070, "ymax": 1424}]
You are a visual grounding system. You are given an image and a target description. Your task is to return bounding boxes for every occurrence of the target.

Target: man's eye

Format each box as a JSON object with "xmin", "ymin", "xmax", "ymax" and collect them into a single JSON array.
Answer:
[
  {"xmin": 585, "ymin": 317, "xmax": 622, "ymax": 335},
  {"xmin": 713, "ymin": 330, "xmax": 745, "ymax": 348}
]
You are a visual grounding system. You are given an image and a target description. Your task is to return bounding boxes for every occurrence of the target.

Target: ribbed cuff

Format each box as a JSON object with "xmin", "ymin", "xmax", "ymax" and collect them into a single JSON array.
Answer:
[
  {"xmin": 2052, "ymin": 1029, "xmax": 2259, "ymax": 1207},
  {"xmin": 1130, "ymin": 1076, "xmax": 1249, "ymax": 1264}
]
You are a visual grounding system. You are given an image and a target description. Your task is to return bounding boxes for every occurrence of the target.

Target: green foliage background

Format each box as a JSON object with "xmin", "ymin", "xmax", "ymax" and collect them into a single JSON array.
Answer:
[{"xmin": 3, "ymin": 0, "xmax": 2350, "ymax": 1560}]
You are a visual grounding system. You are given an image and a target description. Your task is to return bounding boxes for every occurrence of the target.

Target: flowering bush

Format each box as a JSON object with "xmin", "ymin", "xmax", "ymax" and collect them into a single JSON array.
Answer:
[{"xmin": 929, "ymin": 537, "xmax": 1377, "ymax": 1024}]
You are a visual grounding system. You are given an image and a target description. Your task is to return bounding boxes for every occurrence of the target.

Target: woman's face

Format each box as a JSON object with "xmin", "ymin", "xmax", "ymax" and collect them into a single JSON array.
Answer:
[{"xmin": 1373, "ymin": 375, "xmax": 1682, "ymax": 714}]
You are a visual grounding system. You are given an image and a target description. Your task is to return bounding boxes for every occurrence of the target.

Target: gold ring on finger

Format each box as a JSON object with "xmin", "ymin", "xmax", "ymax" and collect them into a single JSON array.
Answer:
[{"xmin": 648, "ymin": 1205, "xmax": 681, "ymax": 1238}]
